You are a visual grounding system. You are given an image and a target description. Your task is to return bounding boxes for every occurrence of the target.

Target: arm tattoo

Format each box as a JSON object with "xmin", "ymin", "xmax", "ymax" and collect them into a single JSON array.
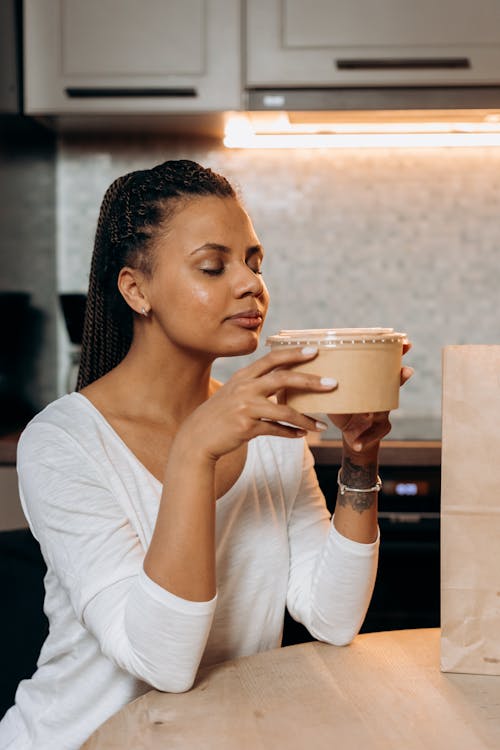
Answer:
[{"xmin": 337, "ymin": 456, "xmax": 378, "ymax": 514}]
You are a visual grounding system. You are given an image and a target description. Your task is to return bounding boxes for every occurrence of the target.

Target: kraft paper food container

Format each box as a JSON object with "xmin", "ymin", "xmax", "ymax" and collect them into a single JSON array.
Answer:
[{"xmin": 266, "ymin": 328, "xmax": 407, "ymax": 414}]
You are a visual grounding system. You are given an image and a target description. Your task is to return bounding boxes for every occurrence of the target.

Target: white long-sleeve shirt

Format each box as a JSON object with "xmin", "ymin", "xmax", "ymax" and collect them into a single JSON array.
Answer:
[{"xmin": 0, "ymin": 392, "xmax": 379, "ymax": 750}]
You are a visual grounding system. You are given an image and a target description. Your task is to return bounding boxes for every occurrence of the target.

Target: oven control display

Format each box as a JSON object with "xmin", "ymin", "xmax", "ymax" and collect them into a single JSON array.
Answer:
[{"xmin": 382, "ymin": 480, "xmax": 431, "ymax": 497}]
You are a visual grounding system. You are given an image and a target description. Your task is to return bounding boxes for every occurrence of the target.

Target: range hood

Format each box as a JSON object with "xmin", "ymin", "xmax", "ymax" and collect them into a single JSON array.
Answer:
[
  {"xmin": 227, "ymin": 86, "xmax": 500, "ymax": 149},
  {"xmin": 246, "ymin": 86, "xmax": 500, "ymax": 114}
]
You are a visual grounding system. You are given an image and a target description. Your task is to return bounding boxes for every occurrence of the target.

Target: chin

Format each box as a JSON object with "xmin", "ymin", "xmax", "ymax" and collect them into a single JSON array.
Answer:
[{"xmin": 222, "ymin": 333, "xmax": 261, "ymax": 357}]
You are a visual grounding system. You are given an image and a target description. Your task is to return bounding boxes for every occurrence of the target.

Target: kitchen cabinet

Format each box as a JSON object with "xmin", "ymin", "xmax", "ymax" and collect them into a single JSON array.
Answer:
[
  {"xmin": 246, "ymin": 0, "xmax": 500, "ymax": 89},
  {"xmin": 24, "ymin": 0, "xmax": 241, "ymax": 114}
]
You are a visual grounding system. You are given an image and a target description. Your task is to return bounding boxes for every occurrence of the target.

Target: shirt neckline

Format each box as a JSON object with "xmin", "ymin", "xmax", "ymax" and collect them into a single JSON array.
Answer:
[{"xmin": 69, "ymin": 391, "xmax": 253, "ymax": 502}]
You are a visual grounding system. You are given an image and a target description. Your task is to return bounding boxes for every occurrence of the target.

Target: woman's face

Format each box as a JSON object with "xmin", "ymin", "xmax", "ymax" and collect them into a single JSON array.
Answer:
[{"xmin": 143, "ymin": 195, "xmax": 270, "ymax": 359}]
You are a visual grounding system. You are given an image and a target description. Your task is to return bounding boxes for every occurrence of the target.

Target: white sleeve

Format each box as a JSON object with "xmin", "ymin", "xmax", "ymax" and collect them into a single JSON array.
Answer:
[
  {"xmin": 17, "ymin": 422, "xmax": 217, "ymax": 693},
  {"xmin": 286, "ymin": 442, "xmax": 379, "ymax": 646}
]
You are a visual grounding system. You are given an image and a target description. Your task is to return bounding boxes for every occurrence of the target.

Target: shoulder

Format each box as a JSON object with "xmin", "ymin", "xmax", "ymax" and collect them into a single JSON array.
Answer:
[
  {"xmin": 20, "ymin": 392, "xmax": 95, "ymax": 434},
  {"xmin": 17, "ymin": 392, "xmax": 103, "ymax": 462}
]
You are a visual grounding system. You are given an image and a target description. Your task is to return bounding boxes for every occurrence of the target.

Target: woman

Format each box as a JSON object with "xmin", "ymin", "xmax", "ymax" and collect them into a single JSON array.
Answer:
[{"xmin": 0, "ymin": 160, "xmax": 412, "ymax": 749}]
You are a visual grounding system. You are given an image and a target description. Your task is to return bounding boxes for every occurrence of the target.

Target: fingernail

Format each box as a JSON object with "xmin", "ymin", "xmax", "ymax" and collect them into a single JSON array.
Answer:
[
  {"xmin": 320, "ymin": 377, "xmax": 337, "ymax": 387},
  {"xmin": 301, "ymin": 345, "xmax": 318, "ymax": 356},
  {"xmin": 315, "ymin": 421, "xmax": 328, "ymax": 431},
  {"xmin": 354, "ymin": 442, "xmax": 362, "ymax": 451}
]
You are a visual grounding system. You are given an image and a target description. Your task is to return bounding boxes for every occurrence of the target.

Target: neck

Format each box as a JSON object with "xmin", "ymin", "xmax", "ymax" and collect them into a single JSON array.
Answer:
[{"xmin": 103, "ymin": 332, "xmax": 216, "ymax": 426}]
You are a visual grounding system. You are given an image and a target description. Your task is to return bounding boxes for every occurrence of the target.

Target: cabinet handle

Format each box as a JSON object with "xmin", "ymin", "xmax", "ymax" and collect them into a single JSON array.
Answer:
[
  {"xmin": 336, "ymin": 58, "xmax": 470, "ymax": 70},
  {"xmin": 65, "ymin": 87, "xmax": 197, "ymax": 98}
]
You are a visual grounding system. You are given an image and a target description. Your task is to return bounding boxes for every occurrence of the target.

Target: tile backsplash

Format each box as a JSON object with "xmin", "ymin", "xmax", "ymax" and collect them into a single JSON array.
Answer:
[{"xmin": 57, "ymin": 136, "xmax": 500, "ymax": 421}]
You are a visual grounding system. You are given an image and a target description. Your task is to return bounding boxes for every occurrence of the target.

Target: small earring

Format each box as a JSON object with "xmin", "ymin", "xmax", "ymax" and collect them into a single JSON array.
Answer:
[{"xmin": 140, "ymin": 307, "xmax": 149, "ymax": 317}]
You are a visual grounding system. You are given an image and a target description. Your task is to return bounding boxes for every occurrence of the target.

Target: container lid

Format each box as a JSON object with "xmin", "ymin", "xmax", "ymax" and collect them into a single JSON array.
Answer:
[{"xmin": 266, "ymin": 328, "xmax": 407, "ymax": 347}]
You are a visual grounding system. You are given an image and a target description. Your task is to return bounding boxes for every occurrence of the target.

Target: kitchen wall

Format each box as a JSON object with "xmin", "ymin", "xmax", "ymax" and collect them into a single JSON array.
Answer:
[{"xmin": 57, "ymin": 135, "xmax": 500, "ymax": 422}]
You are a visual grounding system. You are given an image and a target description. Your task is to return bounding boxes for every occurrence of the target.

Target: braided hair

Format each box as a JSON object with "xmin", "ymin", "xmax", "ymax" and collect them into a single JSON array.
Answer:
[{"xmin": 77, "ymin": 159, "xmax": 236, "ymax": 390}]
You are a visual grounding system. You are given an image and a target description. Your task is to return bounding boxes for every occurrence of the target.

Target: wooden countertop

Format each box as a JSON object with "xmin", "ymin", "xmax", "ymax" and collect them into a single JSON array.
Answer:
[
  {"xmin": 82, "ymin": 628, "xmax": 500, "ymax": 750},
  {"xmin": 0, "ymin": 431, "xmax": 441, "ymax": 467}
]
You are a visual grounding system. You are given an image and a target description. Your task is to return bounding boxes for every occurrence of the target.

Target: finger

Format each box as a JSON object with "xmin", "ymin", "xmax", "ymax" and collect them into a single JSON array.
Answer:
[
  {"xmin": 402, "ymin": 341, "xmax": 412, "ymax": 356},
  {"xmin": 347, "ymin": 419, "xmax": 392, "ymax": 452},
  {"xmin": 259, "ymin": 369, "xmax": 338, "ymax": 398},
  {"xmin": 334, "ymin": 411, "xmax": 387, "ymax": 446},
  {"xmin": 276, "ymin": 387, "xmax": 286, "ymax": 405},
  {"xmin": 258, "ymin": 402, "xmax": 329, "ymax": 433},
  {"xmin": 327, "ymin": 413, "xmax": 356, "ymax": 432},
  {"xmin": 251, "ymin": 420, "xmax": 308, "ymax": 440},
  {"xmin": 400, "ymin": 366, "xmax": 414, "ymax": 386},
  {"xmin": 232, "ymin": 345, "xmax": 320, "ymax": 381},
  {"xmin": 328, "ymin": 412, "xmax": 376, "ymax": 433}
]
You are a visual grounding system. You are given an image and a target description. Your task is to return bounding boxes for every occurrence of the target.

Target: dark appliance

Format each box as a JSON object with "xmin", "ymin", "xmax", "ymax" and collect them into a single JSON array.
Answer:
[
  {"xmin": 59, "ymin": 293, "xmax": 87, "ymax": 391},
  {"xmin": 0, "ymin": 292, "xmax": 38, "ymax": 435},
  {"xmin": 59, "ymin": 293, "xmax": 87, "ymax": 346}
]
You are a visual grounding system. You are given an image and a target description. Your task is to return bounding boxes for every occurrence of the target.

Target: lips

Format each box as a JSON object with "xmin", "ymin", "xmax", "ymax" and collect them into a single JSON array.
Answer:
[{"xmin": 226, "ymin": 309, "xmax": 263, "ymax": 328}]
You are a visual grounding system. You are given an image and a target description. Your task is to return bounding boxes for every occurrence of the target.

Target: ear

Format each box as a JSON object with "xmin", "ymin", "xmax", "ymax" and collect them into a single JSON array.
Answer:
[{"xmin": 117, "ymin": 266, "xmax": 150, "ymax": 315}]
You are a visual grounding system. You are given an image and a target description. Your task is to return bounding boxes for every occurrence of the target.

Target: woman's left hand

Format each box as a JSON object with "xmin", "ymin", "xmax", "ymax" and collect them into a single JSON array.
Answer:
[{"xmin": 327, "ymin": 342, "xmax": 414, "ymax": 455}]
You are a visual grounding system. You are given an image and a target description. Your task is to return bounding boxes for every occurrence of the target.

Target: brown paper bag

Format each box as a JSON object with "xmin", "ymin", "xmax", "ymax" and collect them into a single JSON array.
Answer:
[{"xmin": 440, "ymin": 345, "xmax": 500, "ymax": 674}]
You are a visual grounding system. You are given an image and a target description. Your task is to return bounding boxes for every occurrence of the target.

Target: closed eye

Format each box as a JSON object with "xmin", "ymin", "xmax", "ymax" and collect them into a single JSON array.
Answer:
[
  {"xmin": 200, "ymin": 267, "xmax": 225, "ymax": 276},
  {"xmin": 246, "ymin": 245, "xmax": 264, "ymax": 275},
  {"xmin": 247, "ymin": 256, "xmax": 263, "ymax": 276}
]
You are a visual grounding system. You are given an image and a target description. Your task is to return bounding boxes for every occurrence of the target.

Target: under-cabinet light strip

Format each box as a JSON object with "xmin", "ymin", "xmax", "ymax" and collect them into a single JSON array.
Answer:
[
  {"xmin": 224, "ymin": 132, "xmax": 500, "ymax": 149},
  {"xmin": 223, "ymin": 114, "xmax": 500, "ymax": 149}
]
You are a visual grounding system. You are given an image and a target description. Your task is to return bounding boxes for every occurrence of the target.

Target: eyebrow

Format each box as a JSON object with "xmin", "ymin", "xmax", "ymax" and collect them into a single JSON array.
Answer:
[{"xmin": 190, "ymin": 243, "xmax": 264, "ymax": 257}]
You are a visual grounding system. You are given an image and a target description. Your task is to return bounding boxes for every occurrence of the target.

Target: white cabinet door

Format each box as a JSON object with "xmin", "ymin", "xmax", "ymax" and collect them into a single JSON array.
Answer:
[
  {"xmin": 24, "ymin": 0, "xmax": 241, "ymax": 113},
  {"xmin": 246, "ymin": 0, "xmax": 500, "ymax": 87}
]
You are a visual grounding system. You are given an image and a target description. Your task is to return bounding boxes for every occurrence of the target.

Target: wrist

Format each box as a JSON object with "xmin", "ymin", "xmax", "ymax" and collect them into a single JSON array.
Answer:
[
  {"xmin": 337, "ymin": 467, "xmax": 382, "ymax": 495},
  {"xmin": 169, "ymin": 426, "xmax": 218, "ymax": 472},
  {"xmin": 342, "ymin": 436, "xmax": 380, "ymax": 465},
  {"xmin": 340, "ymin": 442, "xmax": 379, "ymax": 490}
]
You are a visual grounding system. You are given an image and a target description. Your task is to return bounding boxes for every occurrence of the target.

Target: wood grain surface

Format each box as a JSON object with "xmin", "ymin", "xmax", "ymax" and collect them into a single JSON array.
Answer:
[{"xmin": 81, "ymin": 629, "xmax": 500, "ymax": 750}]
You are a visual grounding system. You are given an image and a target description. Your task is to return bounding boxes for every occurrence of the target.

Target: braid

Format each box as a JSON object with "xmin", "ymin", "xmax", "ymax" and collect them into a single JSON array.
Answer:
[{"xmin": 77, "ymin": 160, "xmax": 235, "ymax": 390}]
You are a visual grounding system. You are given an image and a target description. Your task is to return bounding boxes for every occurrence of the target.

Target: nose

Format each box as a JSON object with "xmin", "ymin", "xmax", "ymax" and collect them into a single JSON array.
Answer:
[{"xmin": 233, "ymin": 263, "xmax": 266, "ymax": 298}]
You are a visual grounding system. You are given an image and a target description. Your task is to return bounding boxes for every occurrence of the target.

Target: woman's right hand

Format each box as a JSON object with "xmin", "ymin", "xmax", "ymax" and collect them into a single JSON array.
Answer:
[
  {"xmin": 177, "ymin": 346, "xmax": 337, "ymax": 463},
  {"xmin": 148, "ymin": 347, "xmax": 336, "ymax": 601}
]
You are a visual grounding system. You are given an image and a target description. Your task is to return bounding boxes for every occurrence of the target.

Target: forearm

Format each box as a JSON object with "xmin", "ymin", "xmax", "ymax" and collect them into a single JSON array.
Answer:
[
  {"xmin": 143, "ymin": 435, "xmax": 217, "ymax": 602},
  {"xmin": 332, "ymin": 438, "xmax": 379, "ymax": 544},
  {"xmin": 286, "ymin": 442, "xmax": 378, "ymax": 644},
  {"xmin": 308, "ymin": 523, "xmax": 378, "ymax": 644}
]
